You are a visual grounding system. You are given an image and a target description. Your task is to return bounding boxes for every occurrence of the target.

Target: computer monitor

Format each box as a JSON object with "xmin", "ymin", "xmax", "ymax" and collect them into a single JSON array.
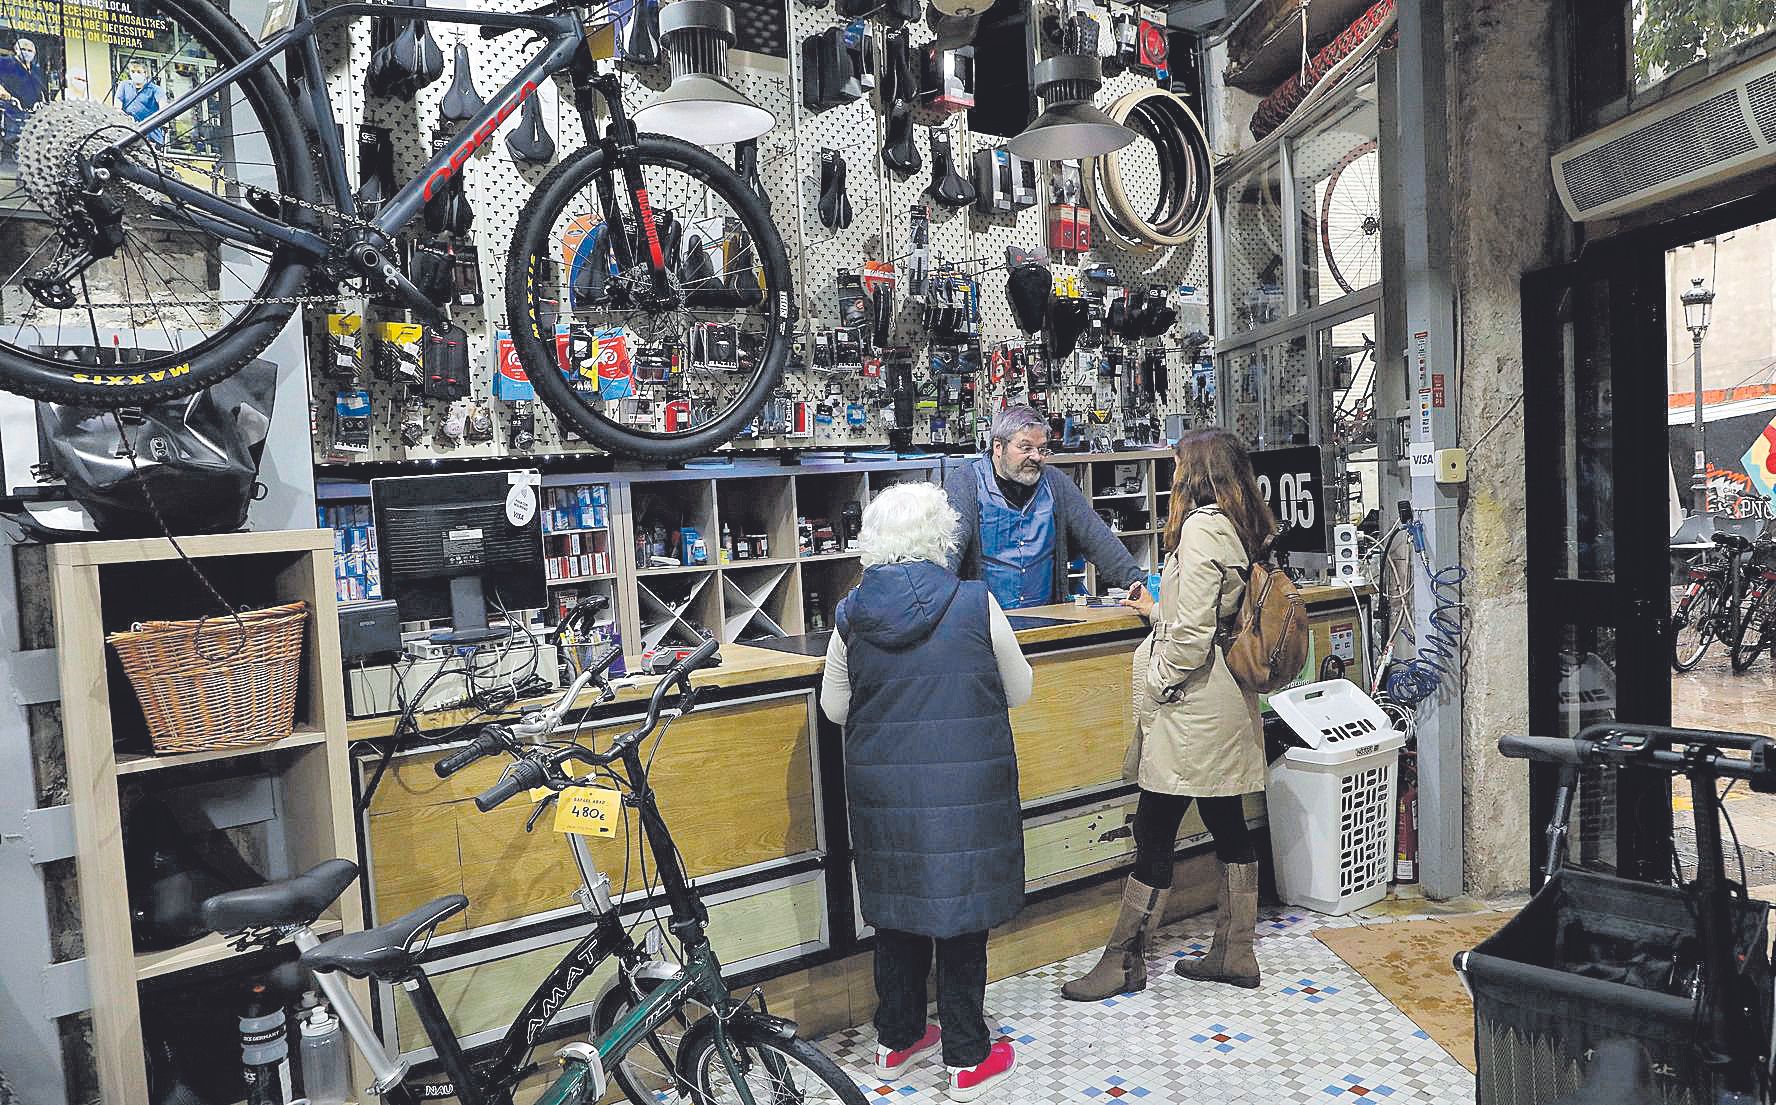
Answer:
[{"xmin": 371, "ymin": 470, "xmax": 547, "ymax": 643}]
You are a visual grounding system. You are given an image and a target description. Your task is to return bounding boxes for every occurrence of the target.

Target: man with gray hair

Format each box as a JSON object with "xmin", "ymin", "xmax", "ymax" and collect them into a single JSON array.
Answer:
[{"xmin": 942, "ymin": 405, "xmax": 1146, "ymax": 609}]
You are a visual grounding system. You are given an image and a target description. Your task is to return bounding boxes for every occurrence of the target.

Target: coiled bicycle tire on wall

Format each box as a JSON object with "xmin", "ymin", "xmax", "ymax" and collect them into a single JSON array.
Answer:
[{"xmin": 1082, "ymin": 88, "xmax": 1213, "ymax": 253}]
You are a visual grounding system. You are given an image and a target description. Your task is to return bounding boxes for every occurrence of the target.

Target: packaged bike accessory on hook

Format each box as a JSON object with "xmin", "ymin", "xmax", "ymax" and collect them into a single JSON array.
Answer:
[{"xmin": 333, "ymin": 388, "xmax": 372, "ymax": 454}]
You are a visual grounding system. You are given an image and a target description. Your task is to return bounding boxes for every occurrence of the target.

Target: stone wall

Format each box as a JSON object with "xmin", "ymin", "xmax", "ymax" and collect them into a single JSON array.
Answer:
[{"xmin": 1445, "ymin": 0, "xmax": 1568, "ymax": 896}]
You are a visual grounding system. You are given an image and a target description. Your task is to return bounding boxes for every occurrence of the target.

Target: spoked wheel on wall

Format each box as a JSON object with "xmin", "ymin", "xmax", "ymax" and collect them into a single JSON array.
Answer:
[
  {"xmin": 1320, "ymin": 139, "xmax": 1380, "ymax": 296},
  {"xmin": 1673, "ymin": 583, "xmax": 1723, "ymax": 671},
  {"xmin": 505, "ymin": 135, "xmax": 793, "ymax": 462}
]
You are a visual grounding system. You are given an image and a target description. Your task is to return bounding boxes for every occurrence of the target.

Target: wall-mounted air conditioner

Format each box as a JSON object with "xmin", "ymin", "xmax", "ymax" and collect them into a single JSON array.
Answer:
[{"xmin": 1552, "ymin": 51, "xmax": 1776, "ymax": 222}]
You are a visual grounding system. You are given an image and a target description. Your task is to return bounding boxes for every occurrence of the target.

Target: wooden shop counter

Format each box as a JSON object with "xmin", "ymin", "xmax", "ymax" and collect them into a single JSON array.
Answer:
[{"xmin": 345, "ymin": 590, "xmax": 1365, "ymax": 1057}]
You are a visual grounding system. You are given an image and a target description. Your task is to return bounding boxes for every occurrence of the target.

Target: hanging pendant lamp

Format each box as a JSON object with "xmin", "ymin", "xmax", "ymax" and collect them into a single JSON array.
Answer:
[
  {"xmin": 1005, "ymin": 54, "xmax": 1138, "ymax": 161},
  {"xmin": 634, "ymin": 0, "xmax": 775, "ymax": 144}
]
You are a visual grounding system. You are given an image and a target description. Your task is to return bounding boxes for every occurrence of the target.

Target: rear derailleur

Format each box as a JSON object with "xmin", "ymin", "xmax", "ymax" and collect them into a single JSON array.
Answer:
[{"xmin": 24, "ymin": 162, "xmax": 127, "ymax": 310}]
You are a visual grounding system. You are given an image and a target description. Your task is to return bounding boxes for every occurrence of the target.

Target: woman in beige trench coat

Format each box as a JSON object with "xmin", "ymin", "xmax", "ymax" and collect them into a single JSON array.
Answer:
[{"xmin": 1062, "ymin": 429, "xmax": 1276, "ymax": 1002}]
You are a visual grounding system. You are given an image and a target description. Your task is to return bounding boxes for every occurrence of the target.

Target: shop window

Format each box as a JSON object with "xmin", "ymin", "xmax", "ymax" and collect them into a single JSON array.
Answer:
[
  {"xmin": 1222, "ymin": 156, "xmax": 1286, "ymax": 336},
  {"xmin": 1226, "ymin": 335, "xmax": 1314, "ymax": 451},
  {"xmin": 1632, "ymin": 0, "xmax": 1774, "ymax": 91},
  {"xmin": 1321, "ymin": 313, "xmax": 1379, "ymax": 526},
  {"xmin": 1290, "ymin": 85, "xmax": 1381, "ymax": 308}
]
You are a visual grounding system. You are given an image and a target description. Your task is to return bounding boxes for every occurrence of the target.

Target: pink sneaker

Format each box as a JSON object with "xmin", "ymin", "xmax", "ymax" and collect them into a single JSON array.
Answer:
[
  {"xmin": 946, "ymin": 1040, "xmax": 1016, "ymax": 1102},
  {"xmin": 874, "ymin": 1024, "xmax": 941, "ymax": 1080}
]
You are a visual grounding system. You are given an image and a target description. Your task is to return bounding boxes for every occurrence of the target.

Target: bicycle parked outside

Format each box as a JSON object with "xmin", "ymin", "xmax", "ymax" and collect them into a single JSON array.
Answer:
[
  {"xmin": 0, "ymin": 0, "xmax": 792, "ymax": 460},
  {"xmin": 199, "ymin": 638, "xmax": 865, "ymax": 1105},
  {"xmin": 1671, "ymin": 529, "xmax": 1768, "ymax": 672}
]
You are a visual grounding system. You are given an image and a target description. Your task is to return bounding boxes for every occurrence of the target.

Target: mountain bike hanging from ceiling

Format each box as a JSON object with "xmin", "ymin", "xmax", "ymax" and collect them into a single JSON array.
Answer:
[{"xmin": 0, "ymin": 0, "xmax": 791, "ymax": 461}]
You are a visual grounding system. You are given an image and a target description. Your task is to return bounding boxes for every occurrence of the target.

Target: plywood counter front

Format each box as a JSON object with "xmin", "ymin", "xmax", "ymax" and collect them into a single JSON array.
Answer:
[{"xmin": 348, "ymin": 590, "xmax": 1364, "ymax": 1059}]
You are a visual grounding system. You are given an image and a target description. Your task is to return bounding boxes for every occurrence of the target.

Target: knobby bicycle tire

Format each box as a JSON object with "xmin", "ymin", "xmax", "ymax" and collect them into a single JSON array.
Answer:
[
  {"xmin": 0, "ymin": 0, "xmax": 318, "ymax": 408},
  {"xmin": 505, "ymin": 135, "xmax": 792, "ymax": 462}
]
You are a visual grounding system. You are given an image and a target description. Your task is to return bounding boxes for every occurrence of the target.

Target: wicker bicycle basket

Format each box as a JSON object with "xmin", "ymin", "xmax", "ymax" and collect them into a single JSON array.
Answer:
[{"xmin": 107, "ymin": 601, "xmax": 310, "ymax": 755}]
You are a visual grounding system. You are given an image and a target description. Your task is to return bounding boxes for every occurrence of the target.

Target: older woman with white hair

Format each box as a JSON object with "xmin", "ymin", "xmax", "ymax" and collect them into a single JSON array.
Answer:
[{"xmin": 821, "ymin": 482, "xmax": 1032, "ymax": 1102}]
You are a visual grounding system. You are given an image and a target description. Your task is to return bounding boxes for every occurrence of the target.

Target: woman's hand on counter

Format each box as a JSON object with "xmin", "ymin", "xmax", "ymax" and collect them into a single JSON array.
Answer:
[{"xmin": 1120, "ymin": 581, "xmax": 1155, "ymax": 619}]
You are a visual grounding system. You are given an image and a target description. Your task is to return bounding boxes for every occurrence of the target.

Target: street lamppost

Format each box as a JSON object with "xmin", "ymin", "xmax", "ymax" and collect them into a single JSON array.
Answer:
[{"xmin": 1683, "ymin": 276, "xmax": 1716, "ymax": 515}]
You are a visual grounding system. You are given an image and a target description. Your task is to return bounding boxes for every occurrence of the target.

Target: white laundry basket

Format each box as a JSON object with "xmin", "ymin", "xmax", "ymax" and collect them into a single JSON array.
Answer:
[{"xmin": 1265, "ymin": 680, "xmax": 1406, "ymax": 915}]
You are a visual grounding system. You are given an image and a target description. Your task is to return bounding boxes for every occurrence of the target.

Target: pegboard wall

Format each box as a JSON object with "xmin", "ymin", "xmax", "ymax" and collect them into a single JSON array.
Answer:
[{"xmin": 307, "ymin": 0, "xmax": 1216, "ymax": 465}]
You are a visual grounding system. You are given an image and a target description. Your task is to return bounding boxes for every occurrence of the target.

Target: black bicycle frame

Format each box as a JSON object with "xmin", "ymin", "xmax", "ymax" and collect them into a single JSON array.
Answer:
[
  {"xmin": 96, "ymin": 0, "xmax": 649, "ymax": 302},
  {"xmin": 401, "ymin": 743, "xmax": 730, "ymax": 1105}
]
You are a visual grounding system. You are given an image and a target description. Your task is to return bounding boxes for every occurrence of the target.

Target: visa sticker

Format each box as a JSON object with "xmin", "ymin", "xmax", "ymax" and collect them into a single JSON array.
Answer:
[{"xmin": 552, "ymin": 785, "xmax": 621, "ymax": 837}]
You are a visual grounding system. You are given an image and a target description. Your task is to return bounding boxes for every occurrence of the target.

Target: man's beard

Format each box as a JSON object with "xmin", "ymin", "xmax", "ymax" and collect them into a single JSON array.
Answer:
[{"xmin": 1006, "ymin": 461, "xmax": 1042, "ymax": 486}]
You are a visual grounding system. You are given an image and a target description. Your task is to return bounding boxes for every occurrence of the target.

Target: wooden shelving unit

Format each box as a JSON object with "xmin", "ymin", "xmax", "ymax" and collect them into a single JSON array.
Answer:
[{"xmin": 46, "ymin": 529, "xmax": 365, "ymax": 1105}]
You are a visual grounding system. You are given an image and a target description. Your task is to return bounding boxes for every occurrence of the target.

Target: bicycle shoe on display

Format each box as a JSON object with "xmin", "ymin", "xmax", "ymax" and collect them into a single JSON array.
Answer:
[
  {"xmin": 624, "ymin": 0, "xmax": 660, "ymax": 67},
  {"xmin": 440, "ymin": 42, "xmax": 485, "ymax": 123},
  {"xmin": 818, "ymin": 149, "xmax": 853, "ymax": 230},
  {"xmin": 925, "ymin": 131, "xmax": 974, "ymax": 208},
  {"xmin": 505, "ymin": 95, "xmax": 555, "ymax": 163},
  {"xmin": 883, "ymin": 99, "xmax": 920, "ymax": 174}
]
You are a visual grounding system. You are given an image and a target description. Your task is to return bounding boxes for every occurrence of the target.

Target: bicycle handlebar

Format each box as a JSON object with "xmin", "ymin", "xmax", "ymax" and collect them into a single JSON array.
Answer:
[
  {"xmin": 472, "ymin": 635, "xmax": 721, "ymax": 811},
  {"xmin": 475, "ymin": 757, "xmax": 547, "ymax": 812},
  {"xmin": 1497, "ymin": 735, "xmax": 1590, "ymax": 765},
  {"xmin": 436, "ymin": 729, "xmax": 511, "ymax": 778},
  {"xmin": 1498, "ymin": 723, "xmax": 1776, "ymax": 786}
]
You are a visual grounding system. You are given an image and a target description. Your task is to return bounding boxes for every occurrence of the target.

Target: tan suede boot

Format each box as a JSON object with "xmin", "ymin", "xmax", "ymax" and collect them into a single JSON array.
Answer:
[
  {"xmin": 1061, "ymin": 877, "xmax": 1169, "ymax": 1001},
  {"xmin": 1174, "ymin": 861, "xmax": 1260, "ymax": 988}
]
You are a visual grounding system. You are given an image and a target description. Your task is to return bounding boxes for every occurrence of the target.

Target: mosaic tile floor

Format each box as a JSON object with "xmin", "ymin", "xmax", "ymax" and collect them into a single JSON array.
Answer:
[{"xmin": 818, "ymin": 905, "xmax": 1479, "ymax": 1104}]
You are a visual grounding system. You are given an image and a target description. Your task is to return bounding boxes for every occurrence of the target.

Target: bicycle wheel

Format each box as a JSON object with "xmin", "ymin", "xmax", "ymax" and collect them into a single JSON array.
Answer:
[
  {"xmin": 0, "ymin": 0, "xmax": 319, "ymax": 407},
  {"xmin": 1320, "ymin": 140, "xmax": 1380, "ymax": 296},
  {"xmin": 681, "ymin": 1026, "xmax": 867, "ymax": 1105},
  {"xmin": 1731, "ymin": 589, "xmax": 1773, "ymax": 673},
  {"xmin": 506, "ymin": 135, "xmax": 792, "ymax": 461},
  {"xmin": 1673, "ymin": 582, "xmax": 1721, "ymax": 672},
  {"xmin": 591, "ymin": 978, "xmax": 696, "ymax": 1105}
]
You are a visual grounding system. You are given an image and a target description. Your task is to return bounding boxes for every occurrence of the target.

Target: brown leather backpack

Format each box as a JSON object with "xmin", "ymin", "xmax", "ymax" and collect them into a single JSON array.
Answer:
[{"xmin": 1216, "ymin": 559, "xmax": 1310, "ymax": 695}]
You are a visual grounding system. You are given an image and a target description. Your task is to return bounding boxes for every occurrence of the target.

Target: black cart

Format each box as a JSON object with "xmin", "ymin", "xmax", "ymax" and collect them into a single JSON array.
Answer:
[{"xmin": 1458, "ymin": 725, "xmax": 1776, "ymax": 1105}]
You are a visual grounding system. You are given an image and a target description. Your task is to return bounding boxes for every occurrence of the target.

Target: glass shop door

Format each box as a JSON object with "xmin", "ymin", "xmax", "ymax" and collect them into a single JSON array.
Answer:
[{"xmin": 1521, "ymin": 244, "xmax": 1673, "ymax": 885}]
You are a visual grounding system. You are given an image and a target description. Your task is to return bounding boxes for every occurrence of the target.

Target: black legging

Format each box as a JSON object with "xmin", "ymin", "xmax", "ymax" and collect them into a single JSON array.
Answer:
[{"xmin": 1132, "ymin": 789, "xmax": 1254, "ymax": 888}]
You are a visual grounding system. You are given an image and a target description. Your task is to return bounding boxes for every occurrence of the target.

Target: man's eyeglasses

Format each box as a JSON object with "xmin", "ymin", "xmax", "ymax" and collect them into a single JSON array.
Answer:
[{"xmin": 1008, "ymin": 441, "xmax": 1054, "ymax": 458}]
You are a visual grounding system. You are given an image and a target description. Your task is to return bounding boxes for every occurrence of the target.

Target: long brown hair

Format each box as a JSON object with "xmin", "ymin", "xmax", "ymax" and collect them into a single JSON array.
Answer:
[{"xmin": 1162, "ymin": 429, "xmax": 1277, "ymax": 561}]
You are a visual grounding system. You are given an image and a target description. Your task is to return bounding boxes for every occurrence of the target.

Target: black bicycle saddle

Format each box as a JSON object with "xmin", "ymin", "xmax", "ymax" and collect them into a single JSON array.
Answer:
[
  {"xmin": 883, "ymin": 99, "xmax": 920, "ymax": 175},
  {"xmin": 505, "ymin": 94, "xmax": 555, "ymax": 163},
  {"xmin": 679, "ymin": 234, "xmax": 718, "ymax": 290},
  {"xmin": 1046, "ymin": 297, "xmax": 1090, "ymax": 359},
  {"xmin": 728, "ymin": 229, "xmax": 764, "ymax": 304},
  {"xmin": 735, "ymin": 139, "xmax": 771, "ymax": 211},
  {"xmin": 925, "ymin": 131, "xmax": 974, "ymax": 208},
  {"xmin": 655, "ymin": 208, "xmax": 684, "ymax": 273},
  {"xmin": 356, "ymin": 126, "xmax": 396, "ymax": 209},
  {"xmin": 423, "ymin": 168, "xmax": 473, "ymax": 235},
  {"xmin": 1006, "ymin": 261, "xmax": 1051, "ymax": 334},
  {"xmin": 440, "ymin": 42, "xmax": 485, "ymax": 123},
  {"xmin": 880, "ymin": 28, "xmax": 915, "ymax": 107},
  {"xmin": 818, "ymin": 149, "xmax": 853, "ymax": 230},
  {"xmin": 202, "ymin": 859, "xmax": 359, "ymax": 932},
  {"xmin": 625, "ymin": 0, "xmax": 660, "ymax": 66}
]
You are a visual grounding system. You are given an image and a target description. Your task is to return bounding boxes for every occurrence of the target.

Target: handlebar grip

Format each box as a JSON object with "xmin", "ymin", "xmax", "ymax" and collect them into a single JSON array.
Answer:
[
  {"xmin": 681, "ymin": 635, "xmax": 721, "ymax": 674},
  {"xmin": 436, "ymin": 732, "xmax": 502, "ymax": 778},
  {"xmin": 475, "ymin": 758, "xmax": 547, "ymax": 812},
  {"xmin": 1497, "ymin": 735, "xmax": 1591, "ymax": 765},
  {"xmin": 587, "ymin": 644, "xmax": 622, "ymax": 679}
]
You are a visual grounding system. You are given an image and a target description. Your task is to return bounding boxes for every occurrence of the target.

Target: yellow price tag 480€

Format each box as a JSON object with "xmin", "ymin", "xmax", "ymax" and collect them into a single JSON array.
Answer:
[{"xmin": 553, "ymin": 786, "xmax": 621, "ymax": 838}]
